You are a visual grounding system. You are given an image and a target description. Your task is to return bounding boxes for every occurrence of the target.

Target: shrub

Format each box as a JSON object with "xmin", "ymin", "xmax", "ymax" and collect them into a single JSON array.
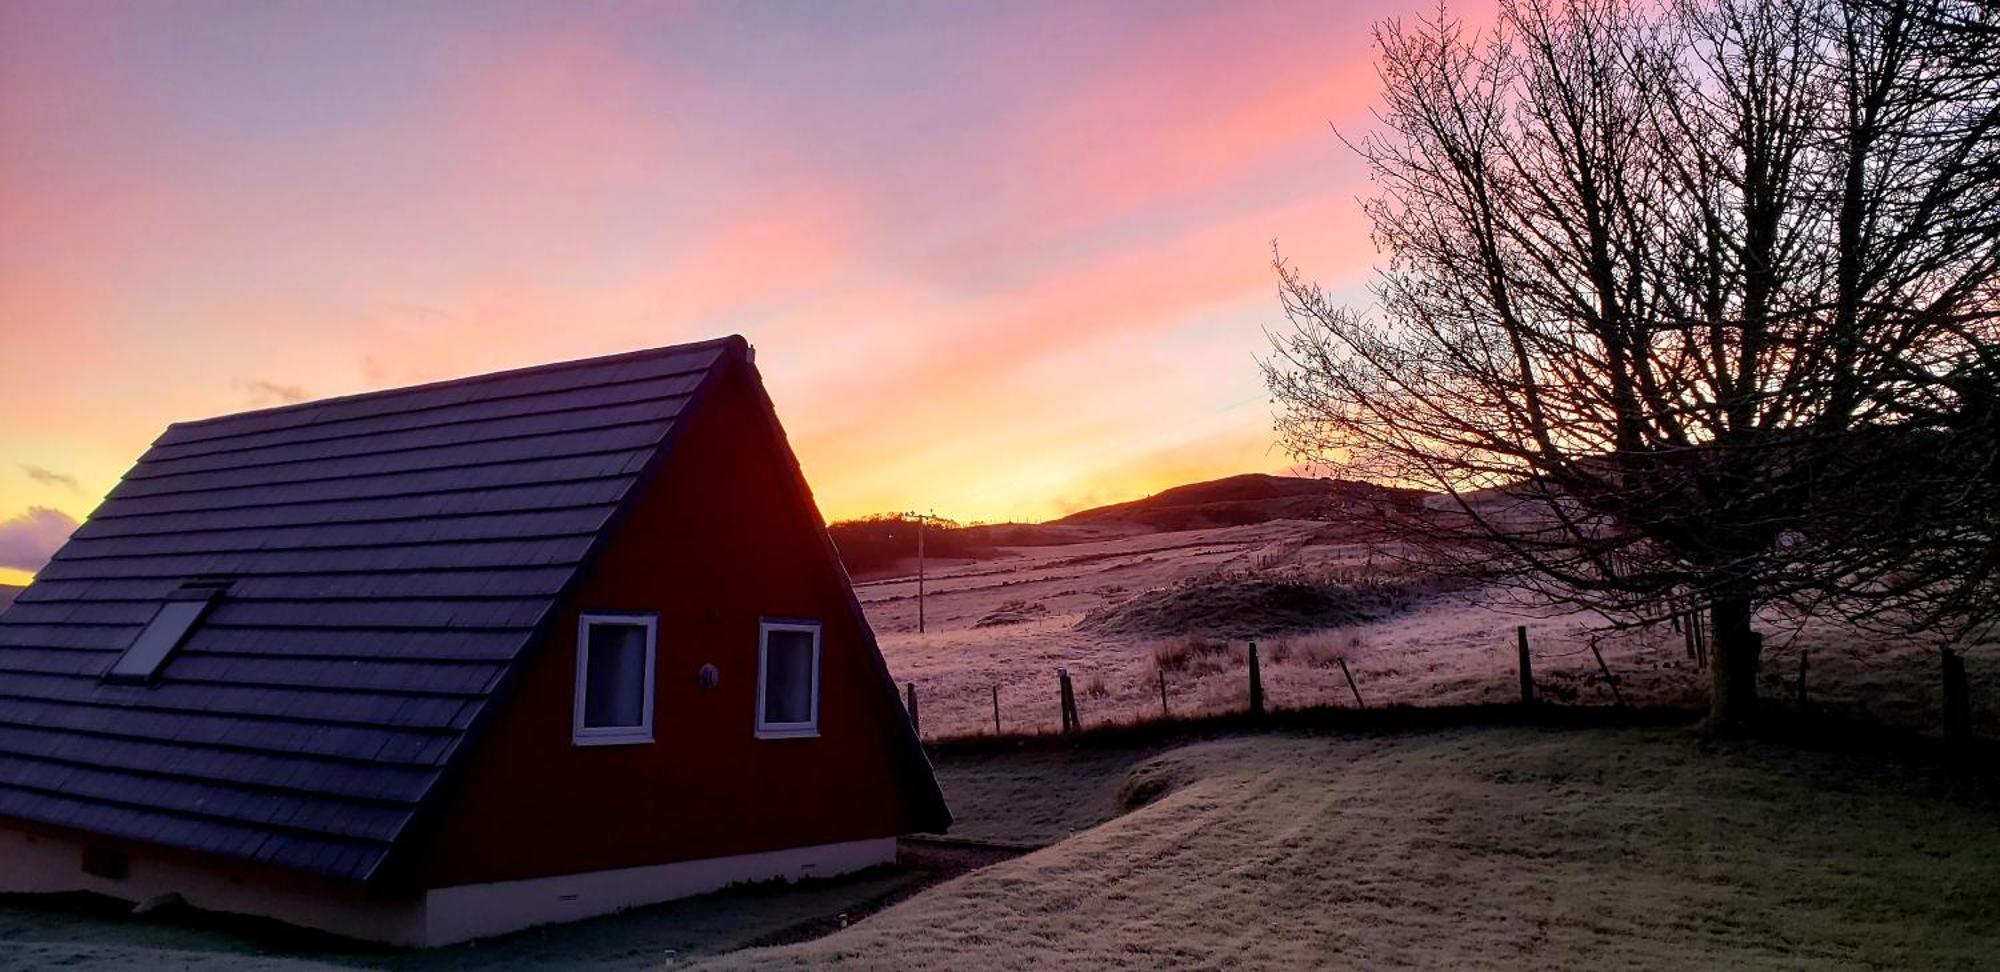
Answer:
[
  {"xmin": 1189, "ymin": 655, "xmax": 1230, "ymax": 678},
  {"xmin": 1155, "ymin": 636, "xmax": 1233, "ymax": 675}
]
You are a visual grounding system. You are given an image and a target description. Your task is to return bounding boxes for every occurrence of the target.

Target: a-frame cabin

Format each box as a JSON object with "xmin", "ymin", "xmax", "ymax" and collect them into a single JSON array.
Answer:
[{"xmin": 0, "ymin": 336, "xmax": 948, "ymax": 945}]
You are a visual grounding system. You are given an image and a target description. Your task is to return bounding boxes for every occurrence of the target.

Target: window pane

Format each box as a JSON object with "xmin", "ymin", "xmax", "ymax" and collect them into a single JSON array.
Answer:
[
  {"xmin": 763, "ymin": 629, "xmax": 816, "ymax": 725},
  {"xmin": 108, "ymin": 600, "xmax": 209, "ymax": 680},
  {"xmin": 583, "ymin": 623, "xmax": 648, "ymax": 729}
]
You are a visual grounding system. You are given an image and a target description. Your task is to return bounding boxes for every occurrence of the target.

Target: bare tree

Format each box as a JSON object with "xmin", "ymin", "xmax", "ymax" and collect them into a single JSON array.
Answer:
[
  {"xmin": 1818, "ymin": 348, "xmax": 1999, "ymax": 645},
  {"xmin": 1808, "ymin": 1, "xmax": 2000, "ymax": 647},
  {"xmin": 1266, "ymin": 0, "xmax": 1999, "ymax": 728}
]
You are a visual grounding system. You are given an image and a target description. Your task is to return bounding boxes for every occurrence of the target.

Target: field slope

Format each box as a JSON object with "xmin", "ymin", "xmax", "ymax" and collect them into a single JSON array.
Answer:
[
  {"xmin": 702, "ymin": 728, "xmax": 2000, "ymax": 970},
  {"xmin": 1049, "ymin": 473, "xmax": 1418, "ymax": 532}
]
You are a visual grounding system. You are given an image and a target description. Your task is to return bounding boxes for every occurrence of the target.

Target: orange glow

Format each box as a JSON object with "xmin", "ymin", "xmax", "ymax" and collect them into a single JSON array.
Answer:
[{"xmin": 0, "ymin": 1, "xmax": 1496, "ymax": 579}]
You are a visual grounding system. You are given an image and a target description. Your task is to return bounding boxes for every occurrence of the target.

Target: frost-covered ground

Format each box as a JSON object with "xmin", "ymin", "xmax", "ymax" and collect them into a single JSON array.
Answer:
[
  {"xmin": 704, "ymin": 727, "xmax": 2000, "ymax": 970},
  {"xmin": 5, "ymin": 520, "xmax": 1992, "ymax": 969},
  {"xmin": 864, "ymin": 520, "xmax": 1998, "ymax": 739}
]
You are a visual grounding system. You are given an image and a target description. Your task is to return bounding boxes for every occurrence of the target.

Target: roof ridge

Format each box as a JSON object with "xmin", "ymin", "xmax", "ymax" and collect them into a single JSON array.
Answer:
[
  {"xmin": 161, "ymin": 335, "xmax": 745, "ymax": 440},
  {"xmin": 367, "ymin": 345, "xmax": 744, "ymax": 884}
]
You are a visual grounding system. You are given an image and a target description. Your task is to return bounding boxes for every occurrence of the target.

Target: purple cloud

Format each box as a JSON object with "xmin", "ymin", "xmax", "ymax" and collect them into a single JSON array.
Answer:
[
  {"xmin": 0, "ymin": 507, "xmax": 79, "ymax": 574},
  {"xmin": 243, "ymin": 380, "xmax": 309, "ymax": 406},
  {"xmin": 20, "ymin": 465, "xmax": 81, "ymax": 492}
]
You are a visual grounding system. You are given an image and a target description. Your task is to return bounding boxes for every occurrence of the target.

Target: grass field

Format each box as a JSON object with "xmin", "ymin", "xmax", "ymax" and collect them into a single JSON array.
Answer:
[
  {"xmin": 862, "ymin": 520, "xmax": 1998, "ymax": 741},
  {"xmin": 2, "ymin": 724, "xmax": 1994, "ymax": 969},
  {"xmin": 4, "ymin": 515, "xmax": 1995, "ymax": 968},
  {"xmin": 925, "ymin": 743, "xmax": 1176, "ymax": 846},
  {"xmin": 707, "ymin": 726, "xmax": 2000, "ymax": 970}
]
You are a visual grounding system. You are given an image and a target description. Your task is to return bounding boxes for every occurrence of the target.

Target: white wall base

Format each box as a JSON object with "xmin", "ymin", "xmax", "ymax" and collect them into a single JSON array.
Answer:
[
  {"xmin": 421, "ymin": 836, "xmax": 897, "ymax": 946},
  {"xmin": 0, "ymin": 828, "xmax": 898, "ymax": 947}
]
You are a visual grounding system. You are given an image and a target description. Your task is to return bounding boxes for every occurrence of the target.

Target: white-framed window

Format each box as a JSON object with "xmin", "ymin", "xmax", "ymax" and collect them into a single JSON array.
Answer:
[
  {"xmin": 756, "ymin": 619, "xmax": 821, "ymax": 739},
  {"xmin": 572, "ymin": 612, "xmax": 657, "ymax": 746}
]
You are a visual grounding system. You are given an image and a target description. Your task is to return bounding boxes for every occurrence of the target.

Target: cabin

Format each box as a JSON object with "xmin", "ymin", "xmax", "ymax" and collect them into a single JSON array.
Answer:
[{"xmin": 0, "ymin": 336, "xmax": 949, "ymax": 945}]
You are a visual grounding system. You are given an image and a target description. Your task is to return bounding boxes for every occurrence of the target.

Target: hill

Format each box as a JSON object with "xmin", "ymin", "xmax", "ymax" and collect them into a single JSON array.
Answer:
[
  {"xmin": 1051, "ymin": 473, "xmax": 1420, "ymax": 532},
  {"xmin": 0, "ymin": 584, "xmax": 19, "ymax": 615},
  {"xmin": 827, "ymin": 515, "xmax": 1008, "ymax": 580},
  {"xmin": 833, "ymin": 473, "xmax": 1425, "ymax": 579}
]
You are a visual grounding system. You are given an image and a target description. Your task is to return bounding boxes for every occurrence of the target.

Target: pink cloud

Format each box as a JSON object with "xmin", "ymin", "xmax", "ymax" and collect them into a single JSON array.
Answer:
[
  {"xmin": 0, "ymin": 1, "xmax": 1475, "ymax": 529},
  {"xmin": 1018, "ymin": 8, "xmax": 1384, "ymax": 221},
  {"xmin": 799, "ymin": 188, "xmax": 1375, "ymax": 440},
  {"xmin": 426, "ymin": 24, "xmax": 679, "ymax": 198},
  {"xmin": 0, "ymin": 507, "xmax": 77, "ymax": 574}
]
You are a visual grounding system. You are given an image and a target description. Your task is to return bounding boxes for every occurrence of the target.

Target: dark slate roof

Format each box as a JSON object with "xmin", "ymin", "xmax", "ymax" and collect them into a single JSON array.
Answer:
[{"xmin": 0, "ymin": 338, "xmax": 738, "ymax": 882}]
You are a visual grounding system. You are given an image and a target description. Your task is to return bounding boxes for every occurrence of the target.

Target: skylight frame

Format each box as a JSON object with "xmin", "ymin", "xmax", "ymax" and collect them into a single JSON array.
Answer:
[{"xmin": 103, "ymin": 587, "xmax": 222, "ymax": 684}]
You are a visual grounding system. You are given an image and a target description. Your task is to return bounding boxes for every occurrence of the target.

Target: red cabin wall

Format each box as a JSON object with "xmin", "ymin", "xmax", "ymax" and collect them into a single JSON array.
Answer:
[{"xmin": 412, "ymin": 362, "xmax": 925, "ymax": 888}]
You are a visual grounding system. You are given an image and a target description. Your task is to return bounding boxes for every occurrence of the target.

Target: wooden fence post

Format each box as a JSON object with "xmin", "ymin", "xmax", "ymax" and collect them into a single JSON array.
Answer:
[
  {"xmin": 1589, "ymin": 642, "xmax": 1624, "ymax": 707},
  {"xmin": 1058, "ymin": 668, "xmax": 1078, "ymax": 734},
  {"xmin": 1796, "ymin": 651, "xmax": 1809, "ymax": 711},
  {"xmin": 992, "ymin": 684, "xmax": 1001, "ymax": 735},
  {"xmin": 1943, "ymin": 648, "xmax": 1971, "ymax": 742},
  {"xmin": 1338, "ymin": 658, "xmax": 1364, "ymax": 708},
  {"xmin": 1158, "ymin": 667, "xmax": 1170, "ymax": 718},
  {"xmin": 1247, "ymin": 641, "xmax": 1265, "ymax": 717},
  {"xmin": 1517, "ymin": 626, "xmax": 1534, "ymax": 704},
  {"xmin": 906, "ymin": 682, "xmax": 919, "ymax": 736}
]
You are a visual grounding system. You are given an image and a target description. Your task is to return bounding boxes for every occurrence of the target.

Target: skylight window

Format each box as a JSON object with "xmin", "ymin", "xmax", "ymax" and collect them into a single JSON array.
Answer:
[{"xmin": 105, "ymin": 588, "xmax": 220, "ymax": 683}]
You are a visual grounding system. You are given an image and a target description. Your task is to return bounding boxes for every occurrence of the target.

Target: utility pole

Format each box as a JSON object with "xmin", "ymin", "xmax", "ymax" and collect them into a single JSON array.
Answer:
[
  {"xmin": 900, "ymin": 510, "xmax": 932, "ymax": 635},
  {"xmin": 916, "ymin": 511, "xmax": 926, "ymax": 635}
]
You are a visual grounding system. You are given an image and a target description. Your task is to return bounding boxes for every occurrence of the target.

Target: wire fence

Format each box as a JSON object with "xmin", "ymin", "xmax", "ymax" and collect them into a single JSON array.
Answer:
[{"xmin": 897, "ymin": 623, "xmax": 1993, "ymax": 744}]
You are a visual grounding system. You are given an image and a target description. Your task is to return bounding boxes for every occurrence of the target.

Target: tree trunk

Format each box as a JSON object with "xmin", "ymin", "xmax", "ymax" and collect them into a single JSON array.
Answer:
[{"xmin": 1707, "ymin": 595, "xmax": 1763, "ymax": 731}]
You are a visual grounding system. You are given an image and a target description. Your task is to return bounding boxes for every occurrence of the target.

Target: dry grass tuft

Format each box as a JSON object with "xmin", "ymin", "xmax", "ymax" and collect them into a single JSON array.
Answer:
[
  {"xmin": 1077, "ymin": 568, "xmax": 1426, "ymax": 640},
  {"xmin": 1291, "ymin": 629, "xmax": 1367, "ymax": 669},
  {"xmin": 1151, "ymin": 636, "xmax": 1233, "ymax": 675},
  {"xmin": 974, "ymin": 599, "xmax": 1051, "ymax": 628}
]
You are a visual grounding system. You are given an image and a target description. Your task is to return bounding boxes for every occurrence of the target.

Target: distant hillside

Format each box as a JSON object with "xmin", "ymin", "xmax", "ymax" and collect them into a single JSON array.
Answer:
[
  {"xmin": 1051, "ymin": 473, "xmax": 1421, "ymax": 533},
  {"xmin": 832, "ymin": 473, "xmax": 1426, "ymax": 578},
  {"xmin": 0, "ymin": 584, "xmax": 20, "ymax": 615},
  {"xmin": 827, "ymin": 515, "xmax": 1008, "ymax": 581}
]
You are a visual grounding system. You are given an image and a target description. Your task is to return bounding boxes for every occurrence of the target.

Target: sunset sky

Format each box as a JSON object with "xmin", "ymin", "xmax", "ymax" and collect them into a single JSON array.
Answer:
[{"xmin": 0, "ymin": 0, "xmax": 1480, "ymax": 586}]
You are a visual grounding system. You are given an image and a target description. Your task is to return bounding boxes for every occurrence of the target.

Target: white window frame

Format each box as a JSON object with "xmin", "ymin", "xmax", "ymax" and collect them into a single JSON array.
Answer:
[
  {"xmin": 572, "ymin": 612, "xmax": 658, "ymax": 747},
  {"xmin": 755, "ymin": 619, "xmax": 822, "ymax": 739}
]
